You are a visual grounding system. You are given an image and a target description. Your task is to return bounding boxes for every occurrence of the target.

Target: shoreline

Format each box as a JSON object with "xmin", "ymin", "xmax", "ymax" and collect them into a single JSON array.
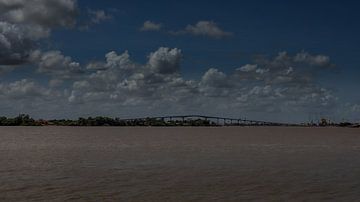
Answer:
[{"xmin": 0, "ymin": 125, "xmax": 358, "ymax": 129}]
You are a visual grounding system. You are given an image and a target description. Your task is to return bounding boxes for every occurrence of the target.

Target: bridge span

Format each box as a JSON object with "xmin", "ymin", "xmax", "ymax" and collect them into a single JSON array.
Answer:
[{"xmin": 119, "ymin": 115, "xmax": 290, "ymax": 126}]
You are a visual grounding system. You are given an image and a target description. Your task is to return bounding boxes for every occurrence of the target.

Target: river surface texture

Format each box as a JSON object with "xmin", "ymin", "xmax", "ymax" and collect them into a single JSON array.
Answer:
[{"xmin": 0, "ymin": 127, "xmax": 359, "ymax": 201}]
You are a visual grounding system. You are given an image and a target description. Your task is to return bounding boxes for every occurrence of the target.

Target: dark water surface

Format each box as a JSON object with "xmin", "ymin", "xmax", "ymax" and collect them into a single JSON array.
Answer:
[{"xmin": 0, "ymin": 127, "xmax": 360, "ymax": 201}]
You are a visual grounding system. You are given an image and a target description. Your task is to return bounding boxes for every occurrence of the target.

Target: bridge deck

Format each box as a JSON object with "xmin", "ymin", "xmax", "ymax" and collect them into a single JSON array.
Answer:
[{"xmin": 119, "ymin": 115, "xmax": 288, "ymax": 126}]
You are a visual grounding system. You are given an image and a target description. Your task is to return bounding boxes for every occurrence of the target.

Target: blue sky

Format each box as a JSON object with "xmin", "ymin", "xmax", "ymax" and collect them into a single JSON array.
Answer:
[
  {"xmin": 56, "ymin": 0, "xmax": 360, "ymax": 94},
  {"xmin": 0, "ymin": 0, "xmax": 359, "ymax": 122}
]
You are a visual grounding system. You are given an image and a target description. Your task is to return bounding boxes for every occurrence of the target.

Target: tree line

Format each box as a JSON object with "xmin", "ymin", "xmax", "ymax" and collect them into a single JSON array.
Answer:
[
  {"xmin": 0, "ymin": 114, "xmax": 358, "ymax": 127},
  {"xmin": 0, "ymin": 114, "xmax": 216, "ymax": 126}
]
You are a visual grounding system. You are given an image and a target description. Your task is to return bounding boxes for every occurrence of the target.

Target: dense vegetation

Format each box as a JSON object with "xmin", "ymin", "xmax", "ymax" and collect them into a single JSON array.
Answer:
[
  {"xmin": 0, "ymin": 114, "xmax": 216, "ymax": 126},
  {"xmin": 0, "ymin": 114, "xmax": 40, "ymax": 126},
  {"xmin": 50, "ymin": 117, "xmax": 215, "ymax": 126},
  {"xmin": 0, "ymin": 114, "xmax": 358, "ymax": 127}
]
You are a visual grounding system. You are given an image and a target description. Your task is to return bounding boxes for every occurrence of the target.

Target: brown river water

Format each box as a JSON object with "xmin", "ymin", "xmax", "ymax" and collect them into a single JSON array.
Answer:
[{"xmin": 0, "ymin": 127, "xmax": 359, "ymax": 201}]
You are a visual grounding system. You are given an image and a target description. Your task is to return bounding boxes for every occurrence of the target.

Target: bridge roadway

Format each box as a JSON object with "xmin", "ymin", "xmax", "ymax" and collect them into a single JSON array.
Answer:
[{"xmin": 119, "ymin": 115, "xmax": 288, "ymax": 126}]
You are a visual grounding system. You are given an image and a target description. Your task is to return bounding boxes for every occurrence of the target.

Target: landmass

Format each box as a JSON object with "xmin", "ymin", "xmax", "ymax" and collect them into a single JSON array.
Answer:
[{"xmin": 0, "ymin": 114, "xmax": 358, "ymax": 128}]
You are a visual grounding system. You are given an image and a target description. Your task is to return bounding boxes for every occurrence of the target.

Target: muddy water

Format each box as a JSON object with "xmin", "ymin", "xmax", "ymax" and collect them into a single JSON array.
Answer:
[{"xmin": 0, "ymin": 127, "xmax": 359, "ymax": 201}]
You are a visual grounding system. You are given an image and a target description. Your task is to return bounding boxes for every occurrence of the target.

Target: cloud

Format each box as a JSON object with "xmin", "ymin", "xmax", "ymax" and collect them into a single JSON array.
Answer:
[
  {"xmin": 0, "ymin": 0, "xmax": 78, "ymax": 66},
  {"xmin": 0, "ymin": 79, "xmax": 50, "ymax": 99},
  {"xmin": 49, "ymin": 79, "xmax": 64, "ymax": 88},
  {"xmin": 68, "ymin": 47, "xmax": 189, "ymax": 105},
  {"xmin": 294, "ymin": 51, "xmax": 331, "ymax": 67},
  {"xmin": 0, "ymin": 1, "xmax": 353, "ymax": 121},
  {"xmin": 0, "ymin": 44, "xmax": 341, "ymax": 122},
  {"xmin": 237, "ymin": 64, "xmax": 258, "ymax": 72},
  {"xmin": 78, "ymin": 9, "xmax": 112, "ymax": 30},
  {"xmin": 171, "ymin": 21, "xmax": 233, "ymax": 39},
  {"xmin": 0, "ymin": 0, "xmax": 78, "ymax": 28},
  {"xmin": 86, "ymin": 51, "xmax": 135, "ymax": 72},
  {"xmin": 35, "ymin": 50, "xmax": 83, "ymax": 79},
  {"xmin": 201, "ymin": 68, "xmax": 227, "ymax": 86},
  {"xmin": 199, "ymin": 68, "xmax": 230, "ymax": 97},
  {"xmin": 0, "ymin": 22, "xmax": 46, "ymax": 65},
  {"xmin": 57, "ymin": 48, "xmax": 339, "ymax": 122},
  {"xmin": 0, "ymin": 65, "xmax": 15, "ymax": 74},
  {"xmin": 140, "ymin": 20, "xmax": 162, "ymax": 31},
  {"xmin": 148, "ymin": 47, "xmax": 182, "ymax": 74},
  {"xmin": 351, "ymin": 104, "xmax": 360, "ymax": 113},
  {"xmin": 88, "ymin": 9, "xmax": 112, "ymax": 24},
  {"xmin": 0, "ymin": 78, "xmax": 65, "ymax": 117}
]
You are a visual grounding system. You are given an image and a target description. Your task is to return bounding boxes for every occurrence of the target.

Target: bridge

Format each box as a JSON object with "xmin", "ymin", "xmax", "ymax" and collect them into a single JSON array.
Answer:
[{"xmin": 119, "ymin": 115, "xmax": 290, "ymax": 126}]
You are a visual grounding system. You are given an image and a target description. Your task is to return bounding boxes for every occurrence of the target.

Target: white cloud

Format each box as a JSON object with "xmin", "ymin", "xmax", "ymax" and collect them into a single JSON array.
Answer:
[
  {"xmin": 0, "ymin": 1, "xmax": 351, "ymax": 121},
  {"xmin": 65, "ymin": 49, "xmax": 338, "ymax": 120},
  {"xmin": 88, "ymin": 9, "xmax": 112, "ymax": 24},
  {"xmin": 201, "ymin": 68, "xmax": 228, "ymax": 87},
  {"xmin": 294, "ymin": 51, "xmax": 331, "ymax": 67},
  {"xmin": 0, "ymin": 46, "xmax": 345, "ymax": 122},
  {"xmin": 70, "ymin": 47, "xmax": 336, "ymax": 117},
  {"xmin": 238, "ymin": 64, "xmax": 258, "ymax": 72},
  {"xmin": 148, "ymin": 47, "xmax": 182, "ymax": 74},
  {"xmin": 172, "ymin": 21, "xmax": 233, "ymax": 39},
  {"xmin": 140, "ymin": 20, "xmax": 162, "ymax": 31},
  {"xmin": 105, "ymin": 51, "xmax": 134, "ymax": 70},
  {"xmin": 36, "ymin": 50, "xmax": 83, "ymax": 79},
  {"xmin": 0, "ymin": 79, "xmax": 50, "ymax": 99},
  {"xmin": 256, "ymin": 68, "xmax": 269, "ymax": 74}
]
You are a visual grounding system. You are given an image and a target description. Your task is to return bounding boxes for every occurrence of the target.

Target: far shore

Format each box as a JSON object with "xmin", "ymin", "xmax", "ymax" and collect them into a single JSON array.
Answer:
[{"xmin": 1, "ymin": 114, "xmax": 359, "ymax": 128}]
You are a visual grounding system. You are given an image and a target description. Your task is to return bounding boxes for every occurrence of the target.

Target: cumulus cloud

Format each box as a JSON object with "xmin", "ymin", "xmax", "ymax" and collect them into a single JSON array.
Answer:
[
  {"xmin": 69, "ymin": 47, "xmax": 192, "ymax": 105},
  {"xmin": 148, "ymin": 47, "xmax": 182, "ymax": 74},
  {"xmin": 0, "ymin": 0, "xmax": 78, "ymax": 65},
  {"xmin": 0, "ymin": 78, "xmax": 66, "ymax": 117},
  {"xmin": 199, "ymin": 68, "xmax": 230, "ymax": 97},
  {"xmin": 201, "ymin": 68, "xmax": 227, "ymax": 86},
  {"xmin": 35, "ymin": 50, "xmax": 83, "ymax": 79},
  {"xmin": 0, "ymin": 22, "xmax": 45, "ymax": 65},
  {"xmin": 0, "ymin": 79, "xmax": 50, "ymax": 99},
  {"xmin": 140, "ymin": 20, "xmax": 162, "ymax": 31},
  {"xmin": 58, "ymin": 48, "xmax": 339, "ymax": 122},
  {"xmin": 0, "ymin": 42, "xmax": 341, "ymax": 121},
  {"xmin": 0, "ymin": 0, "xmax": 77, "ymax": 28},
  {"xmin": 171, "ymin": 21, "xmax": 233, "ymax": 39},
  {"xmin": 0, "ymin": 1, "xmax": 353, "ymax": 121}
]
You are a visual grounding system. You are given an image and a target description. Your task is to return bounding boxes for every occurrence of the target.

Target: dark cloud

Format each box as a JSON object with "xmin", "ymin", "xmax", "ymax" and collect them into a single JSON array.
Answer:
[
  {"xmin": 0, "ymin": 0, "xmax": 78, "ymax": 65},
  {"xmin": 0, "ymin": 0, "xmax": 78, "ymax": 28},
  {"xmin": 0, "ymin": 22, "xmax": 39, "ymax": 65}
]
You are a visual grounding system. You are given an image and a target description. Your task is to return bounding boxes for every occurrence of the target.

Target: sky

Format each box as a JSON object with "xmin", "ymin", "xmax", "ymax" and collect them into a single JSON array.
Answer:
[{"xmin": 0, "ymin": 0, "xmax": 359, "ymax": 122}]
